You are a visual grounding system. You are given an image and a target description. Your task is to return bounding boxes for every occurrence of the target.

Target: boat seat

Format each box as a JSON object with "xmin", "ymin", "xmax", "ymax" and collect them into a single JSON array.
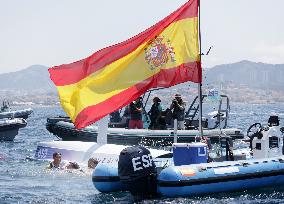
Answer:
[{"xmin": 268, "ymin": 116, "xmax": 279, "ymax": 126}]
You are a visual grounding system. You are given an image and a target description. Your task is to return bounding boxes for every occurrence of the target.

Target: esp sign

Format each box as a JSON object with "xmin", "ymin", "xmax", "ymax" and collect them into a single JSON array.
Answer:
[{"xmin": 132, "ymin": 154, "xmax": 153, "ymax": 171}]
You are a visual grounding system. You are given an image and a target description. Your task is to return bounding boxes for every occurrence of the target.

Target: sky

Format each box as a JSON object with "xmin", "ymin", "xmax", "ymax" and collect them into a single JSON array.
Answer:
[{"xmin": 0, "ymin": 0, "xmax": 284, "ymax": 74}]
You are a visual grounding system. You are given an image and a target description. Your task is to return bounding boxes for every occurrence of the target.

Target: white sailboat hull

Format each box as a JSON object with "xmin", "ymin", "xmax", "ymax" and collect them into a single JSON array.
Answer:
[{"xmin": 34, "ymin": 141, "xmax": 171, "ymax": 166}]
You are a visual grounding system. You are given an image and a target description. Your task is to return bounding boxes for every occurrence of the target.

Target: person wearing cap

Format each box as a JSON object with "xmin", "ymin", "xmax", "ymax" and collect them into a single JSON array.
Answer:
[
  {"xmin": 170, "ymin": 93, "xmax": 186, "ymax": 129},
  {"xmin": 128, "ymin": 97, "xmax": 143, "ymax": 129},
  {"xmin": 148, "ymin": 97, "xmax": 162, "ymax": 129}
]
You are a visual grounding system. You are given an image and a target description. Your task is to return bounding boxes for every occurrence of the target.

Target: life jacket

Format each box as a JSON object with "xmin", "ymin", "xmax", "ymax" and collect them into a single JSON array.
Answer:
[
  {"xmin": 129, "ymin": 102, "xmax": 142, "ymax": 120},
  {"xmin": 49, "ymin": 162, "xmax": 58, "ymax": 169},
  {"xmin": 48, "ymin": 161, "xmax": 65, "ymax": 169}
]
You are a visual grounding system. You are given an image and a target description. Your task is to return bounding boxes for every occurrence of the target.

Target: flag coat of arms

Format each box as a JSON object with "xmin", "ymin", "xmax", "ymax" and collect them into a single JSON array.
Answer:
[{"xmin": 49, "ymin": 0, "xmax": 201, "ymax": 129}]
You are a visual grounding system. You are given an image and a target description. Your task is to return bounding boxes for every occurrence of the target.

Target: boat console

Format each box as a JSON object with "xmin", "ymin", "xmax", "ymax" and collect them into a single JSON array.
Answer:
[{"xmin": 250, "ymin": 116, "xmax": 284, "ymax": 159}]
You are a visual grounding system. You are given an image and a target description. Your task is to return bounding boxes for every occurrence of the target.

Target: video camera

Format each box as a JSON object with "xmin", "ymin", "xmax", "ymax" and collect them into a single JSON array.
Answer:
[{"xmin": 172, "ymin": 99, "xmax": 178, "ymax": 105}]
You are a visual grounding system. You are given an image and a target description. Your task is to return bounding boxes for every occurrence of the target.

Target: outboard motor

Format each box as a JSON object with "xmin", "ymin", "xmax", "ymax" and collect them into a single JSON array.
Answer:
[{"xmin": 118, "ymin": 146, "xmax": 158, "ymax": 200}]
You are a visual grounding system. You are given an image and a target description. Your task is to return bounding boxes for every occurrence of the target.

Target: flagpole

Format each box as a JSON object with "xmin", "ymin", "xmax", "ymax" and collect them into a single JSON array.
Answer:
[{"xmin": 198, "ymin": 0, "xmax": 204, "ymax": 139}]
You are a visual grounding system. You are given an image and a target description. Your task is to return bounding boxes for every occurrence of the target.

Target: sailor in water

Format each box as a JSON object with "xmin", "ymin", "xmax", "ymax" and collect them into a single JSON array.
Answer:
[
  {"xmin": 48, "ymin": 152, "xmax": 80, "ymax": 170},
  {"xmin": 88, "ymin": 157, "xmax": 99, "ymax": 169}
]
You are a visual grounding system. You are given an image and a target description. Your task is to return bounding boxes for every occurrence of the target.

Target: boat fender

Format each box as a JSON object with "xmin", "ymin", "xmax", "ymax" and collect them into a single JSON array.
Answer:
[
  {"xmin": 92, "ymin": 163, "xmax": 127, "ymax": 192},
  {"xmin": 118, "ymin": 146, "xmax": 158, "ymax": 199}
]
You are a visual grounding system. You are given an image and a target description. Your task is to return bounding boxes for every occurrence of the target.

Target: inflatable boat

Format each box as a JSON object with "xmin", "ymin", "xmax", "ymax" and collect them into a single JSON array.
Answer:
[
  {"xmin": 0, "ymin": 118, "xmax": 27, "ymax": 141},
  {"xmin": 46, "ymin": 120, "xmax": 243, "ymax": 146},
  {"xmin": 92, "ymin": 116, "xmax": 284, "ymax": 198},
  {"xmin": 0, "ymin": 100, "xmax": 33, "ymax": 119},
  {"xmin": 46, "ymin": 94, "xmax": 244, "ymax": 146},
  {"xmin": 0, "ymin": 108, "xmax": 33, "ymax": 119}
]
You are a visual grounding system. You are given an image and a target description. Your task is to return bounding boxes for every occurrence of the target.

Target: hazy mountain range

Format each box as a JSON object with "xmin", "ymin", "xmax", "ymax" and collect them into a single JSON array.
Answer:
[
  {"xmin": 0, "ymin": 60, "xmax": 283, "ymax": 94},
  {"xmin": 205, "ymin": 60, "xmax": 284, "ymax": 91},
  {"xmin": 0, "ymin": 65, "xmax": 55, "ymax": 93}
]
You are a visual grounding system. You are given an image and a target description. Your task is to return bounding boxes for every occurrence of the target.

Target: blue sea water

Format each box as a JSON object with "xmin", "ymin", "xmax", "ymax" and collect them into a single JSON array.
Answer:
[{"xmin": 1, "ymin": 103, "xmax": 284, "ymax": 203}]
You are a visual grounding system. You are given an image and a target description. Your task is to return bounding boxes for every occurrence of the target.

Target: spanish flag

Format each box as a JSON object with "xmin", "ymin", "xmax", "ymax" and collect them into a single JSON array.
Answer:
[{"xmin": 49, "ymin": 0, "xmax": 201, "ymax": 129}]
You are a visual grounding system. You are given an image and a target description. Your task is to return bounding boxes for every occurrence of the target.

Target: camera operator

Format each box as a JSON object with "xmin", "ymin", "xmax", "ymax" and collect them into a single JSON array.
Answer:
[
  {"xmin": 129, "ymin": 97, "xmax": 143, "ymax": 129},
  {"xmin": 148, "ymin": 96, "xmax": 162, "ymax": 129},
  {"xmin": 170, "ymin": 93, "xmax": 186, "ymax": 129}
]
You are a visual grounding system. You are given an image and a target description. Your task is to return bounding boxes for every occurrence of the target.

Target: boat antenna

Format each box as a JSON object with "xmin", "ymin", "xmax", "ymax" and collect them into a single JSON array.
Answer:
[
  {"xmin": 206, "ymin": 46, "xmax": 212, "ymax": 55},
  {"xmin": 201, "ymin": 46, "xmax": 213, "ymax": 55},
  {"xmin": 198, "ymin": 0, "xmax": 204, "ymax": 139}
]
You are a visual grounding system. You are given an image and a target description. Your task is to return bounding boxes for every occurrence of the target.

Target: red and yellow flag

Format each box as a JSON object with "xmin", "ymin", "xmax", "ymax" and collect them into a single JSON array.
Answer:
[{"xmin": 49, "ymin": 0, "xmax": 201, "ymax": 129}]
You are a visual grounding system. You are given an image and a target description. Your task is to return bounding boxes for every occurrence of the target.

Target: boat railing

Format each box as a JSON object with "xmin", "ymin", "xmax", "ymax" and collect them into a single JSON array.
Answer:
[{"xmin": 184, "ymin": 94, "xmax": 230, "ymax": 130}]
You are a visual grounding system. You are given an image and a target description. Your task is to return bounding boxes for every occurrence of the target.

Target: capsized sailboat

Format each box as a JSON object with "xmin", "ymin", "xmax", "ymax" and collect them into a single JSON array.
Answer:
[
  {"xmin": 34, "ymin": 141, "xmax": 172, "ymax": 168},
  {"xmin": 35, "ymin": 117, "xmax": 172, "ymax": 168}
]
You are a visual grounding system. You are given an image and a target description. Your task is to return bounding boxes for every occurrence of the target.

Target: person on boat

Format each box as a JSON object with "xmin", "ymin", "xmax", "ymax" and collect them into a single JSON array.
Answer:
[
  {"xmin": 120, "ymin": 105, "xmax": 130, "ymax": 128},
  {"xmin": 110, "ymin": 110, "xmax": 121, "ymax": 123},
  {"xmin": 156, "ymin": 109, "xmax": 169, "ymax": 130},
  {"xmin": 129, "ymin": 97, "xmax": 143, "ymax": 129},
  {"xmin": 148, "ymin": 97, "xmax": 162, "ymax": 129},
  {"xmin": 1, "ymin": 100, "xmax": 10, "ymax": 112},
  {"xmin": 170, "ymin": 93, "xmax": 186, "ymax": 130}
]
